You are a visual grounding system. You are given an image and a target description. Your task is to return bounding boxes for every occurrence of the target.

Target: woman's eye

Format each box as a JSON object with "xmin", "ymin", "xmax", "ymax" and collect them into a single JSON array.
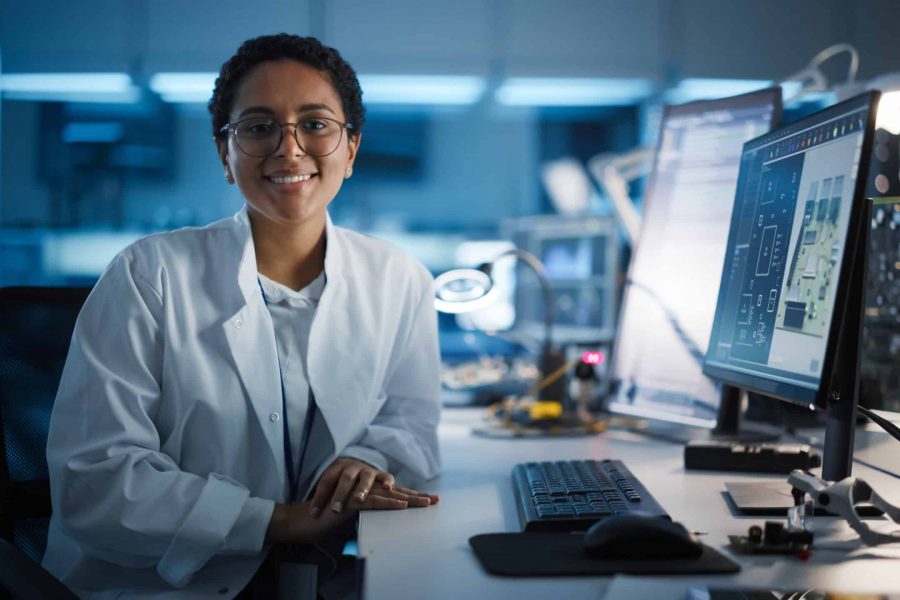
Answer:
[
  {"xmin": 301, "ymin": 119, "xmax": 328, "ymax": 132},
  {"xmin": 243, "ymin": 121, "xmax": 276, "ymax": 135}
]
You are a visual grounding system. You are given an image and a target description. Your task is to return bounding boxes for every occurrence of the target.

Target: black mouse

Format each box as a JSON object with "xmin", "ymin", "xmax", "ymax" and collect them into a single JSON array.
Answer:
[{"xmin": 583, "ymin": 513, "xmax": 703, "ymax": 559}]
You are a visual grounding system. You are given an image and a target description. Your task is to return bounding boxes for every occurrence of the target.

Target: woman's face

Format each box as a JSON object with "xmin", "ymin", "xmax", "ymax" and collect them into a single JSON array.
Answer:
[{"xmin": 218, "ymin": 59, "xmax": 360, "ymax": 229}]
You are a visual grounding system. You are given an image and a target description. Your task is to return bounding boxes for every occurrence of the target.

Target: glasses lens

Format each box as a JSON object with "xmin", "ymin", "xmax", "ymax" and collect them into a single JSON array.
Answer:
[
  {"xmin": 234, "ymin": 118, "xmax": 281, "ymax": 157},
  {"xmin": 296, "ymin": 118, "xmax": 344, "ymax": 156},
  {"xmin": 233, "ymin": 117, "xmax": 345, "ymax": 157}
]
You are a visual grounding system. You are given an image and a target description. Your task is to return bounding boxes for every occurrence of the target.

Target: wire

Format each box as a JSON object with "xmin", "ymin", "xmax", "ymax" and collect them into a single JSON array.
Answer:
[
  {"xmin": 777, "ymin": 42, "xmax": 860, "ymax": 103},
  {"xmin": 857, "ymin": 405, "xmax": 900, "ymax": 444},
  {"xmin": 787, "ymin": 412, "xmax": 900, "ymax": 482},
  {"xmin": 527, "ymin": 357, "xmax": 582, "ymax": 397},
  {"xmin": 807, "ymin": 42, "xmax": 860, "ymax": 85}
]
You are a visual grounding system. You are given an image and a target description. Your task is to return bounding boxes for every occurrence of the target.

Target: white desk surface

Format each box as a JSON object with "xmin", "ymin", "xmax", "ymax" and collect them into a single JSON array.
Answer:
[{"xmin": 358, "ymin": 409, "xmax": 900, "ymax": 600}]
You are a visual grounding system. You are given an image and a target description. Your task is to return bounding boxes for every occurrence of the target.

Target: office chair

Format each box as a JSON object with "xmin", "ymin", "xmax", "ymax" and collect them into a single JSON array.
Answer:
[
  {"xmin": 0, "ymin": 536, "xmax": 76, "ymax": 599},
  {"xmin": 0, "ymin": 286, "xmax": 91, "ymax": 565}
]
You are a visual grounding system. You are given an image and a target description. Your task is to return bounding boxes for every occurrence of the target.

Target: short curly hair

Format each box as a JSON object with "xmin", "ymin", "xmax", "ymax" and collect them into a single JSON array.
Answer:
[{"xmin": 209, "ymin": 34, "xmax": 364, "ymax": 141}]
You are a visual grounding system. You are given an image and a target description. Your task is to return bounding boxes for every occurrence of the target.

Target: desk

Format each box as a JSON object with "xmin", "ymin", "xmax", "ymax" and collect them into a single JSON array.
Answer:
[{"xmin": 358, "ymin": 409, "xmax": 900, "ymax": 599}]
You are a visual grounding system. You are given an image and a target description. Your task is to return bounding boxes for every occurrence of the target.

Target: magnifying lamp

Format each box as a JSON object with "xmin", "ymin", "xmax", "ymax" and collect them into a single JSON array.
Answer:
[{"xmin": 434, "ymin": 248, "xmax": 568, "ymax": 404}]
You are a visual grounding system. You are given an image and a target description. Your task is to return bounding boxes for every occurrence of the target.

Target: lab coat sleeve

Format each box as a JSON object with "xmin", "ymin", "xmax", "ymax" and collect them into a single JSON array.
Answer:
[
  {"xmin": 46, "ymin": 252, "xmax": 273, "ymax": 588},
  {"xmin": 341, "ymin": 265, "xmax": 442, "ymax": 484}
]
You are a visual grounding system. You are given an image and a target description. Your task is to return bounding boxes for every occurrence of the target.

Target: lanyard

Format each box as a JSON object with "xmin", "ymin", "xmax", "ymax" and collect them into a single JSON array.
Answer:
[{"xmin": 258, "ymin": 278, "xmax": 318, "ymax": 503}]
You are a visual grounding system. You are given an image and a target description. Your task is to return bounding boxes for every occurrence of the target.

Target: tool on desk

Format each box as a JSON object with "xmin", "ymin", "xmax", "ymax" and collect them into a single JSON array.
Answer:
[
  {"xmin": 789, "ymin": 470, "xmax": 900, "ymax": 547},
  {"xmin": 435, "ymin": 247, "xmax": 610, "ymax": 436},
  {"xmin": 684, "ymin": 440, "xmax": 821, "ymax": 473},
  {"xmin": 474, "ymin": 352, "xmax": 609, "ymax": 437}
]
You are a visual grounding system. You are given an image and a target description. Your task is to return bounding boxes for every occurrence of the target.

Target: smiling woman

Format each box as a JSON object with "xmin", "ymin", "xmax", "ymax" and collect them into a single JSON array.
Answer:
[
  {"xmin": 41, "ymin": 34, "xmax": 441, "ymax": 599},
  {"xmin": 216, "ymin": 60, "xmax": 360, "ymax": 276}
]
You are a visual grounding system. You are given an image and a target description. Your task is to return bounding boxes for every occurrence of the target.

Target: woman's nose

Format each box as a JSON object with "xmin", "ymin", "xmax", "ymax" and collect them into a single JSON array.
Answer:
[{"xmin": 276, "ymin": 124, "xmax": 307, "ymax": 157}]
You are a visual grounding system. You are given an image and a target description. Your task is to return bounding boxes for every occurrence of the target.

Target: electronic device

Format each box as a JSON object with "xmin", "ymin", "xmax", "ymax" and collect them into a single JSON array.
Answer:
[
  {"xmin": 704, "ymin": 92, "xmax": 880, "ymax": 492},
  {"xmin": 608, "ymin": 87, "xmax": 781, "ymax": 430},
  {"xmin": 511, "ymin": 459, "xmax": 669, "ymax": 532},
  {"xmin": 860, "ymin": 195, "xmax": 900, "ymax": 410},
  {"xmin": 583, "ymin": 513, "xmax": 702, "ymax": 559},
  {"xmin": 683, "ymin": 440, "xmax": 821, "ymax": 473},
  {"xmin": 502, "ymin": 214, "xmax": 618, "ymax": 347}
]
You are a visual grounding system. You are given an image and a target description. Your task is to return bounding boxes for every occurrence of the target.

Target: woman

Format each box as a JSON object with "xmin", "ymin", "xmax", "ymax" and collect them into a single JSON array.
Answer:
[{"xmin": 42, "ymin": 34, "xmax": 441, "ymax": 598}]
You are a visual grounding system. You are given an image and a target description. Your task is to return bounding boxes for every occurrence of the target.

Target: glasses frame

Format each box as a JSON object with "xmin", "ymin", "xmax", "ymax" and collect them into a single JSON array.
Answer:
[{"xmin": 218, "ymin": 116, "xmax": 356, "ymax": 158}]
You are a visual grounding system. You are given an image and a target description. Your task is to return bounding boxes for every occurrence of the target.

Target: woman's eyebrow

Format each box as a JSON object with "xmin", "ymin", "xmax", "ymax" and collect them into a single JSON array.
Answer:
[
  {"xmin": 236, "ymin": 106, "xmax": 276, "ymax": 119},
  {"xmin": 234, "ymin": 103, "xmax": 337, "ymax": 120},
  {"xmin": 296, "ymin": 103, "xmax": 336, "ymax": 115}
]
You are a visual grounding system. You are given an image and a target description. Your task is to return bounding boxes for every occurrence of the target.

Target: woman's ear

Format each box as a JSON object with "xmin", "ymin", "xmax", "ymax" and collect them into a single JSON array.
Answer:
[
  {"xmin": 217, "ymin": 139, "xmax": 234, "ymax": 184},
  {"xmin": 345, "ymin": 132, "xmax": 362, "ymax": 175}
]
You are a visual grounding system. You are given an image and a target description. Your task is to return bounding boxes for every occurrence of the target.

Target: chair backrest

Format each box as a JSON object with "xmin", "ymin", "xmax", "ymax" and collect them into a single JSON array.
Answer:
[
  {"xmin": 0, "ymin": 286, "xmax": 91, "ymax": 563},
  {"xmin": 0, "ymin": 536, "xmax": 77, "ymax": 599}
]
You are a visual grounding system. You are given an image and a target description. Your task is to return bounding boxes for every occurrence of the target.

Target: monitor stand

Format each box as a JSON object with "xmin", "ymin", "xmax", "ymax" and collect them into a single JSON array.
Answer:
[
  {"xmin": 711, "ymin": 384, "xmax": 781, "ymax": 443},
  {"xmin": 724, "ymin": 194, "xmax": 874, "ymax": 516}
]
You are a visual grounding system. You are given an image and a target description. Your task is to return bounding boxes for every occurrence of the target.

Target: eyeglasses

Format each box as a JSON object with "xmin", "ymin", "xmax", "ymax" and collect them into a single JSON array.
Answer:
[{"xmin": 219, "ymin": 116, "xmax": 355, "ymax": 158}]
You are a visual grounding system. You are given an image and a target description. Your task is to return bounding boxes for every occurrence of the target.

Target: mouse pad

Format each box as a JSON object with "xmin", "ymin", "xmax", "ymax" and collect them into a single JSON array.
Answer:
[{"xmin": 469, "ymin": 533, "xmax": 740, "ymax": 577}]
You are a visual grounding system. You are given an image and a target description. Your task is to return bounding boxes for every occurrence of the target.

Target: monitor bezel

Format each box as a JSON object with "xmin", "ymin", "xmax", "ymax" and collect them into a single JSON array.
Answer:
[
  {"xmin": 607, "ymin": 86, "xmax": 782, "ymax": 428},
  {"xmin": 702, "ymin": 91, "xmax": 880, "ymax": 409}
]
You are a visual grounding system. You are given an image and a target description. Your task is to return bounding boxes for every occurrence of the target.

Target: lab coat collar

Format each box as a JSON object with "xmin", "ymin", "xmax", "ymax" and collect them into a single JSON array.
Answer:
[{"xmin": 232, "ymin": 207, "xmax": 343, "ymax": 306}]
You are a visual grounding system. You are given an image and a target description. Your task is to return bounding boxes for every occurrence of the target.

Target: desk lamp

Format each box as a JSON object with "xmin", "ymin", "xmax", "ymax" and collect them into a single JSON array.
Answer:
[{"xmin": 435, "ymin": 248, "xmax": 602, "ymax": 435}]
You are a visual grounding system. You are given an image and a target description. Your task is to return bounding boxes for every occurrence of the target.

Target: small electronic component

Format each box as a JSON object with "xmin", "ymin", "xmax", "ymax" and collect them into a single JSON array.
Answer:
[{"xmin": 728, "ymin": 520, "xmax": 813, "ymax": 558}]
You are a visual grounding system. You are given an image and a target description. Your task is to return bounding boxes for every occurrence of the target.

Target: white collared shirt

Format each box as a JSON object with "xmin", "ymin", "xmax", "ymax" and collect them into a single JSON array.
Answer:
[{"xmin": 257, "ymin": 270, "xmax": 331, "ymax": 497}]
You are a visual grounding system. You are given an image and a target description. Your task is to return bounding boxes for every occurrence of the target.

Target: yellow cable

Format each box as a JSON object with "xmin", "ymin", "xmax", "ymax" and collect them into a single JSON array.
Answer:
[{"xmin": 527, "ymin": 357, "xmax": 582, "ymax": 397}]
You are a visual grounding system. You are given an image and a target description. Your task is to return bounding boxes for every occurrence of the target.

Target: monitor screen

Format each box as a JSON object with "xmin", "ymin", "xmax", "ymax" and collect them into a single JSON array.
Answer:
[
  {"xmin": 503, "ymin": 214, "xmax": 618, "ymax": 346},
  {"xmin": 704, "ymin": 93, "xmax": 878, "ymax": 407},
  {"xmin": 609, "ymin": 88, "xmax": 781, "ymax": 428}
]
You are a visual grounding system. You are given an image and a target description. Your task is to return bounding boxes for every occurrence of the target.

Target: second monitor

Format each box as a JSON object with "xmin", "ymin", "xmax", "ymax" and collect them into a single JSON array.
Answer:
[{"xmin": 608, "ymin": 87, "xmax": 782, "ymax": 429}]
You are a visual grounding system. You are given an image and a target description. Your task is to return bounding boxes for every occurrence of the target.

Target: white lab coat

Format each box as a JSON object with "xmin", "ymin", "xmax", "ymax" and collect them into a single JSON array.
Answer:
[{"xmin": 42, "ymin": 208, "xmax": 442, "ymax": 599}]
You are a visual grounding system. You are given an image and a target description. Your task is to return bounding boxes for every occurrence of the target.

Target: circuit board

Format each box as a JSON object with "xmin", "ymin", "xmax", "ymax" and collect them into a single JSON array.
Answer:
[{"xmin": 775, "ymin": 176, "xmax": 844, "ymax": 337}]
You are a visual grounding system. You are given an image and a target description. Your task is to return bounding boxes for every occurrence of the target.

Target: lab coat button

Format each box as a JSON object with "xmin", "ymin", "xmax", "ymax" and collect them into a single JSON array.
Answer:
[
  {"xmin": 270, "ymin": 412, "xmax": 280, "ymax": 422},
  {"xmin": 234, "ymin": 317, "xmax": 243, "ymax": 328}
]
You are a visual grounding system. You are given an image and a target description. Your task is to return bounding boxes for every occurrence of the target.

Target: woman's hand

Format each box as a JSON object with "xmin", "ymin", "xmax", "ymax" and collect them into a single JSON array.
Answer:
[
  {"xmin": 266, "ymin": 484, "xmax": 439, "ymax": 544},
  {"xmin": 308, "ymin": 458, "xmax": 403, "ymax": 517}
]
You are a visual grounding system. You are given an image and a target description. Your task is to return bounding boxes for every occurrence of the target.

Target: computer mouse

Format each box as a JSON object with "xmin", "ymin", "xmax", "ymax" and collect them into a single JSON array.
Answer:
[{"xmin": 583, "ymin": 513, "xmax": 703, "ymax": 559}]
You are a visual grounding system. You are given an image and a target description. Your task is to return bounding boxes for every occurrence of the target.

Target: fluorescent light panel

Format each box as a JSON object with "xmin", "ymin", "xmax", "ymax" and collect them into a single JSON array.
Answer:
[
  {"xmin": 359, "ymin": 75, "xmax": 485, "ymax": 105},
  {"xmin": 665, "ymin": 78, "xmax": 771, "ymax": 103},
  {"xmin": 149, "ymin": 72, "xmax": 217, "ymax": 103},
  {"xmin": 148, "ymin": 73, "xmax": 486, "ymax": 105},
  {"xmin": 0, "ymin": 73, "xmax": 139, "ymax": 103},
  {"xmin": 496, "ymin": 78, "xmax": 653, "ymax": 106}
]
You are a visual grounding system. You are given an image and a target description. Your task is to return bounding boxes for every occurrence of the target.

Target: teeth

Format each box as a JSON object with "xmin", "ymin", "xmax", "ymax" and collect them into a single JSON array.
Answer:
[{"xmin": 269, "ymin": 174, "xmax": 313, "ymax": 184}]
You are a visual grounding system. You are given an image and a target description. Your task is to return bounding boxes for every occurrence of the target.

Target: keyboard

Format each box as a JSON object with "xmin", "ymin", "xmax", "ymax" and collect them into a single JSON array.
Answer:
[{"xmin": 512, "ymin": 459, "xmax": 669, "ymax": 532}]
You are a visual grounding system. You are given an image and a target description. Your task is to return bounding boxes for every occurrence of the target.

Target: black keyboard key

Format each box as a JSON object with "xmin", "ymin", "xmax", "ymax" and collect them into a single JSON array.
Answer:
[{"xmin": 512, "ymin": 459, "xmax": 669, "ymax": 532}]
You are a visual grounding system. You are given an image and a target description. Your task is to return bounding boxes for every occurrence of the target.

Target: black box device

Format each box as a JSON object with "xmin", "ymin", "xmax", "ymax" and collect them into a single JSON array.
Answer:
[{"xmin": 684, "ymin": 441, "xmax": 822, "ymax": 473}]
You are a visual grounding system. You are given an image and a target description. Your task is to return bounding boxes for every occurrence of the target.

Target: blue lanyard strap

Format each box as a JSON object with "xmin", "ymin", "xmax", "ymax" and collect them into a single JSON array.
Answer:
[{"xmin": 258, "ymin": 278, "xmax": 318, "ymax": 503}]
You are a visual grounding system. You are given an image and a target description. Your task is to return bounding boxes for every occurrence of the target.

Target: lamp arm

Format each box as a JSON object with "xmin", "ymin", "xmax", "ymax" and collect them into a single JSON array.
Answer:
[{"xmin": 488, "ymin": 248, "xmax": 555, "ymax": 350}]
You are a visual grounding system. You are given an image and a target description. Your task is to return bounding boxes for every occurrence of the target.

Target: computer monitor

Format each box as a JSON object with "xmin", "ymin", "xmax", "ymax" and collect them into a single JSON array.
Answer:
[
  {"xmin": 704, "ymin": 92, "xmax": 880, "ymax": 480},
  {"xmin": 608, "ymin": 88, "xmax": 781, "ymax": 428},
  {"xmin": 502, "ymin": 214, "xmax": 618, "ymax": 347}
]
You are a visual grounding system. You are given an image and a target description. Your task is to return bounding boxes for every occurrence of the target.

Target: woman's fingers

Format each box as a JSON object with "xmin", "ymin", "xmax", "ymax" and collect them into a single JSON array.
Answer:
[
  {"xmin": 308, "ymin": 467, "xmax": 341, "ymax": 518},
  {"xmin": 366, "ymin": 487, "xmax": 433, "ymax": 507},
  {"xmin": 375, "ymin": 472, "xmax": 396, "ymax": 491},
  {"xmin": 392, "ymin": 485, "xmax": 440, "ymax": 505},
  {"xmin": 353, "ymin": 468, "xmax": 377, "ymax": 503},
  {"xmin": 328, "ymin": 466, "xmax": 363, "ymax": 514},
  {"xmin": 360, "ymin": 495, "xmax": 409, "ymax": 511}
]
